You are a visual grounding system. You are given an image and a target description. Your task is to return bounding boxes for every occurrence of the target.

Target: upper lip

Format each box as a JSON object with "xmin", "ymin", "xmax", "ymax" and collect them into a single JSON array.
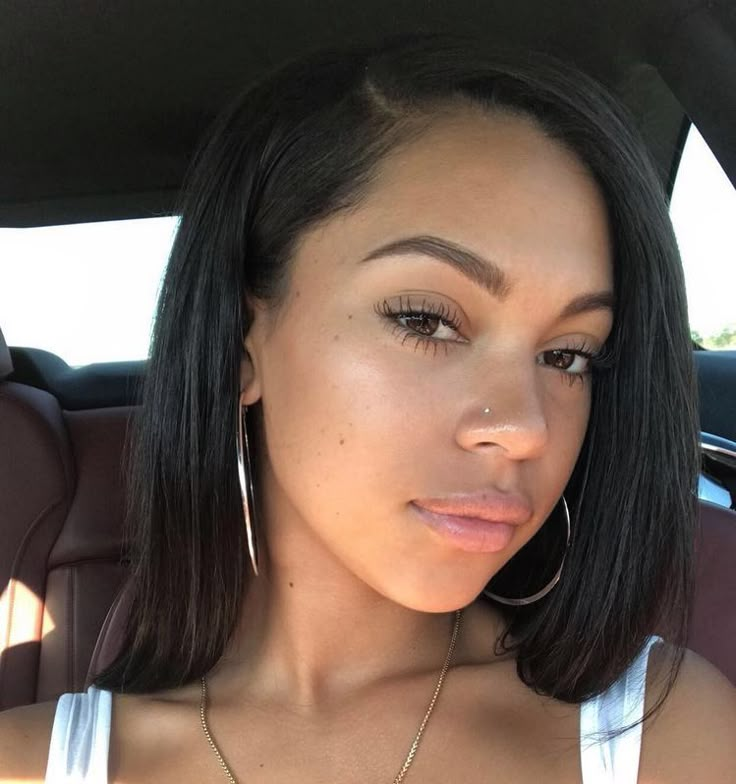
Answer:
[{"xmin": 412, "ymin": 491, "xmax": 533, "ymax": 525}]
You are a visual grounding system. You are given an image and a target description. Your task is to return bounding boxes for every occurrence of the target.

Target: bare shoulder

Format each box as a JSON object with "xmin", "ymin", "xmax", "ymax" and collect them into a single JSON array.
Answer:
[
  {"xmin": 0, "ymin": 699, "xmax": 57, "ymax": 783},
  {"xmin": 639, "ymin": 641, "xmax": 736, "ymax": 784}
]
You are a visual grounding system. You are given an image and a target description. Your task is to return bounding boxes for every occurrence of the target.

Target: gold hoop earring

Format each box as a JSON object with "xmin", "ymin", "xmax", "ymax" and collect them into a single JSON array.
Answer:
[
  {"xmin": 483, "ymin": 495, "xmax": 571, "ymax": 606},
  {"xmin": 236, "ymin": 402, "xmax": 259, "ymax": 576}
]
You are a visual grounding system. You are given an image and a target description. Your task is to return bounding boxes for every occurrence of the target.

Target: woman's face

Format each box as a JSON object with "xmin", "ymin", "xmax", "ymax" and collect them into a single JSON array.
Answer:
[{"xmin": 242, "ymin": 110, "xmax": 613, "ymax": 612}]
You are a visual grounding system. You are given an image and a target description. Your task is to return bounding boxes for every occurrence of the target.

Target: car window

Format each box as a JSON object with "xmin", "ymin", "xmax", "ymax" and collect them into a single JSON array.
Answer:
[
  {"xmin": 670, "ymin": 123, "xmax": 736, "ymax": 350},
  {"xmin": 0, "ymin": 216, "xmax": 177, "ymax": 366}
]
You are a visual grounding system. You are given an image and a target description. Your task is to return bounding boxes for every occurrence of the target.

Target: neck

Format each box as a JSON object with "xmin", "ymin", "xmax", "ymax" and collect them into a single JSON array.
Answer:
[{"xmin": 212, "ymin": 547, "xmax": 462, "ymax": 708}]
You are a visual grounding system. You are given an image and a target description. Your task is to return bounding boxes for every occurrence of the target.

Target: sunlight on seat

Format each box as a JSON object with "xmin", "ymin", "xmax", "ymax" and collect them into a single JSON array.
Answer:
[{"xmin": 0, "ymin": 579, "xmax": 56, "ymax": 655}]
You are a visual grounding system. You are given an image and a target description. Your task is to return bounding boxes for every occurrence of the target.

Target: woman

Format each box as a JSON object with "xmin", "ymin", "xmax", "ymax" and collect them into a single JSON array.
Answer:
[{"xmin": 2, "ymin": 35, "xmax": 735, "ymax": 783}]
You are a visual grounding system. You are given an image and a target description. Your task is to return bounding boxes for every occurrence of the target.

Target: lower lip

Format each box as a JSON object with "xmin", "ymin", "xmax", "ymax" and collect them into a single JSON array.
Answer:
[{"xmin": 410, "ymin": 503, "xmax": 517, "ymax": 553}]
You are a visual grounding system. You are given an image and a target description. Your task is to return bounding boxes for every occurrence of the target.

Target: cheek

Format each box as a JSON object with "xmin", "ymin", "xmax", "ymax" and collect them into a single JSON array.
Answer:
[
  {"xmin": 550, "ymin": 381, "xmax": 591, "ymax": 448},
  {"xmin": 257, "ymin": 317, "xmax": 426, "ymax": 515},
  {"xmin": 540, "ymin": 378, "xmax": 592, "ymax": 490}
]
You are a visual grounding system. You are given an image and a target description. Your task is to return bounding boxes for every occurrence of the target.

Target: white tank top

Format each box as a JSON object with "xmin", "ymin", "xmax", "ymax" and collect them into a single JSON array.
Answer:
[{"xmin": 44, "ymin": 636, "xmax": 662, "ymax": 783}]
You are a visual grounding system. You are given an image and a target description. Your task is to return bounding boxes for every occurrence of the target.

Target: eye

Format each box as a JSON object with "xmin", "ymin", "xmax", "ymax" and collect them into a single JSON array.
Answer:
[
  {"xmin": 541, "ymin": 349, "xmax": 592, "ymax": 375},
  {"xmin": 374, "ymin": 295, "xmax": 467, "ymax": 352},
  {"xmin": 537, "ymin": 340, "xmax": 614, "ymax": 385},
  {"xmin": 398, "ymin": 312, "xmax": 459, "ymax": 340}
]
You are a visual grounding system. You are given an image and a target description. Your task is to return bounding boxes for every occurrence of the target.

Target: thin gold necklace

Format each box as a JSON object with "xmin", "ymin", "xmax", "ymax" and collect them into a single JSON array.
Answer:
[{"xmin": 199, "ymin": 609, "xmax": 463, "ymax": 783}]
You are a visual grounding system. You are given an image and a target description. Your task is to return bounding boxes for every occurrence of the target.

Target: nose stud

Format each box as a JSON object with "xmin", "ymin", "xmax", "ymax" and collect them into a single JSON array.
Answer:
[{"xmin": 482, "ymin": 407, "xmax": 492, "ymax": 415}]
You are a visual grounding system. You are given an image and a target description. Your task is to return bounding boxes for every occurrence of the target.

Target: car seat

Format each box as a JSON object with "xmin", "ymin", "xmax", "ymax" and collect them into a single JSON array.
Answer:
[{"xmin": 0, "ymin": 327, "xmax": 131, "ymax": 710}]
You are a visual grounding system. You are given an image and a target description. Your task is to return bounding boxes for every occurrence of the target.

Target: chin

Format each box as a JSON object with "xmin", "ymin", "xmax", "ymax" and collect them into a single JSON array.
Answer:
[{"xmin": 383, "ymin": 581, "xmax": 487, "ymax": 615}]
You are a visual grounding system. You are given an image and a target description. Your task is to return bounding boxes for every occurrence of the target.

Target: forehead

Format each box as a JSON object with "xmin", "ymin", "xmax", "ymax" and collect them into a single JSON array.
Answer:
[{"xmin": 293, "ymin": 109, "xmax": 612, "ymax": 294}]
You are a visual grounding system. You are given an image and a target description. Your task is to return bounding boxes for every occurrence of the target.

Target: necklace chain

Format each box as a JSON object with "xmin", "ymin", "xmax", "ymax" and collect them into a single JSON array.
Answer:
[{"xmin": 199, "ymin": 609, "xmax": 463, "ymax": 784}]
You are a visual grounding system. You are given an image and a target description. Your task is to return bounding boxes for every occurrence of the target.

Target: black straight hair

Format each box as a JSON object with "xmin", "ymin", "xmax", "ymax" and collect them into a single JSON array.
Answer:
[{"xmin": 94, "ymin": 35, "xmax": 699, "ymax": 731}]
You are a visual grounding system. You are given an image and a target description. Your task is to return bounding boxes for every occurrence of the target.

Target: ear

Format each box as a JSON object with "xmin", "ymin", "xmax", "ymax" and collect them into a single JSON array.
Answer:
[
  {"xmin": 239, "ymin": 300, "xmax": 266, "ymax": 407},
  {"xmin": 239, "ymin": 349, "xmax": 261, "ymax": 407}
]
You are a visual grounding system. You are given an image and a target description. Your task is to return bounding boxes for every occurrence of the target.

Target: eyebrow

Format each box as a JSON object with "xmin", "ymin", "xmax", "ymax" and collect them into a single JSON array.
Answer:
[
  {"xmin": 360, "ymin": 235, "xmax": 512, "ymax": 299},
  {"xmin": 359, "ymin": 234, "xmax": 615, "ymax": 318},
  {"xmin": 559, "ymin": 291, "xmax": 615, "ymax": 318}
]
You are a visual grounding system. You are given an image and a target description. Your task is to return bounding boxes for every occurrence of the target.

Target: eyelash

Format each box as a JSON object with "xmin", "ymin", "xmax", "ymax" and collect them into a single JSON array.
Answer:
[
  {"xmin": 374, "ymin": 296, "xmax": 613, "ymax": 383},
  {"xmin": 375, "ymin": 296, "xmax": 465, "ymax": 357},
  {"xmin": 539, "ymin": 341, "xmax": 612, "ymax": 387}
]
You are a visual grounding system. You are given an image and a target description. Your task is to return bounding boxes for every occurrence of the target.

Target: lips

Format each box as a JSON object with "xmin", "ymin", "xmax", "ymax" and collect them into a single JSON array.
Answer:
[
  {"xmin": 412, "ymin": 492, "xmax": 533, "ymax": 525},
  {"xmin": 410, "ymin": 492, "xmax": 533, "ymax": 553}
]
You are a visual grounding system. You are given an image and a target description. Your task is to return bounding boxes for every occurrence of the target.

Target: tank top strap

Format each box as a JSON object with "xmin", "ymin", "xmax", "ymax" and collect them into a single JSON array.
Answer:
[
  {"xmin": 45, "ymin": 685, "xmax": 112, "ymax": 783},
  {"xmin": 579, "ymin": 635, "xmax": 663, "ymax": 784}
]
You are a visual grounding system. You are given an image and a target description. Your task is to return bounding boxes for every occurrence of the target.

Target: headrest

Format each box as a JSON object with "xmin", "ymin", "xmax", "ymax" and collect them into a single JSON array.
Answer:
[{"xmin": 0, "ymin": 326, "xmax": 13, "ymax": 379}]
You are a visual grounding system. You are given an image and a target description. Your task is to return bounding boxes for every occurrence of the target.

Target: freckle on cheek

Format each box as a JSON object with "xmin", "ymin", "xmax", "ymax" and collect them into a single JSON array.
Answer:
[
  {"xmin": 289, "ymin": 582, "xmax": 294, "ymax": 588},
  {"xmin": 348, "ymin": 314, "xmax": 353, "ymax": 319},
  {"xmin": 333, "ymin": 334, "xmax": 340, "ymax": 341},
  {"xmin": 339, "ymin": 437, "xmax": 345, "ymax": 445}
]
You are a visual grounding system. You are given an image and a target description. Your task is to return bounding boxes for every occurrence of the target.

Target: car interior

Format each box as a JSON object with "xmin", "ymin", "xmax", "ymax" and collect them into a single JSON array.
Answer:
[{"xmin": 1, "ymin": 0, "xmax": 735, "ymax": 712}]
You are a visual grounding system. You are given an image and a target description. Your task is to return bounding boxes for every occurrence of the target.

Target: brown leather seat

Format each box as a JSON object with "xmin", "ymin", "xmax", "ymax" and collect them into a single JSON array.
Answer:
[
  {"xmin": 690, "ymin": 500, "xmax": 736, "ymax": 684},
  {"xmin": 0, "ymin": 327, "xmax": 132, "ymax": 710}
]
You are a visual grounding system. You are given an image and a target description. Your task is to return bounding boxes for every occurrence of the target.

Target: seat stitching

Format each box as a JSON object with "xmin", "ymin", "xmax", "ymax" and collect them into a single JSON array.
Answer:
[
  {"xmin": 68, "ymin": 567, "xmax": 75, "ymax": 692},
  {"xmin": 50, "ymin": 556, "xmax": 128, "ymax": 570}
]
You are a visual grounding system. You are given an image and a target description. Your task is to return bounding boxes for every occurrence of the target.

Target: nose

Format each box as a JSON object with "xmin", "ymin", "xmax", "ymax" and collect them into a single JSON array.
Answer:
[{"xmin": 455, "ymin": 363, "xmax": 549, "ymax": 460}]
